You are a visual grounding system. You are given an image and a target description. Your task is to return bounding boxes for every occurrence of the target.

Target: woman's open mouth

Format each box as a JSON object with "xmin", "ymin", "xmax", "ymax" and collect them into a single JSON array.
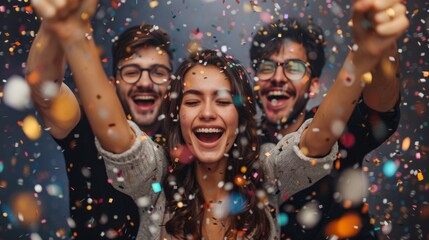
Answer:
[{"xmin": 194, "ymin": 128, "xmax": 224, "ymax": 143}]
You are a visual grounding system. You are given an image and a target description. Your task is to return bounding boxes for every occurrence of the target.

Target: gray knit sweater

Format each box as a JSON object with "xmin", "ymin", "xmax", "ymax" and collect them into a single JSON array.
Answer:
[{"xmin": 95, "ymin": 118, "xmax": 338, "ymax": 239}]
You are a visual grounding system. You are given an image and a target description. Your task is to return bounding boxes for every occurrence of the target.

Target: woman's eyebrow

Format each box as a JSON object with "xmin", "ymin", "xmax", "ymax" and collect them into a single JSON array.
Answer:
[{"xmin": 182, "ymin": 89, "xmax": 232, "ymax": 97}]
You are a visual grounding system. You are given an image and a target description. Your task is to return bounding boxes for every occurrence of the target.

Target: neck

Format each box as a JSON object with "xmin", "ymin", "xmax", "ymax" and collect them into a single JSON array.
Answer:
[
  {"xmin": 139, "ymin": 120, "xmax": 161, "ymax": 137},
  {"xmin": 195, "ymin": 158, "xmax": 228, "ymax": 203}
]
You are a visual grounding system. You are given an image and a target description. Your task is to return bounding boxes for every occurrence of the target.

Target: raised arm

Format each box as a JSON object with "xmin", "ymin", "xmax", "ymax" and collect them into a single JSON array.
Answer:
[
  {"xmin": 300, "ymin": 0, "xmax": 409, "ymax": 157},
  {"xmin": 26, "ymin": 22, "xmax": 80, "ymax": 139},
  {"xmin": 31, "ymin": 0, "xmax": 134, "ymax": 153}
]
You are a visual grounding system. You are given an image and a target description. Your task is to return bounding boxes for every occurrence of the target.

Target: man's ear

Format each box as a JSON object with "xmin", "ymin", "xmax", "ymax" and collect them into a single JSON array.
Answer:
[{"xmin": 309, "ymin": 77, "xmax": 320, "ymax": 98}]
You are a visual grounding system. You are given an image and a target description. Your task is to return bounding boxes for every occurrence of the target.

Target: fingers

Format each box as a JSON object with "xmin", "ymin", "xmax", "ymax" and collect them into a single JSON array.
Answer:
[
  {"xmin": 31, "ymin": 0, "xmax": 83, "ymax": 20},
  {"xmin": 372, "ymin": 4, "xmax": 406, "ymax": 24},
  {"xmin": 31, "ymin": 0, "xmax": 57, "ymax": 19},
  {"xmin": 375, "ymin": 15, "xmax": 409, "ymax": 37},
  {"xmin": 372, "ymin": 3, "xmax": 409, "ymax": 37}
]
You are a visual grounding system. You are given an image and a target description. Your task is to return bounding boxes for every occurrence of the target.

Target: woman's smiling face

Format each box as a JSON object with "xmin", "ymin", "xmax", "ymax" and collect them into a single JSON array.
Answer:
[{"xmin": 179, "ymin": 64, "xmax": 239, "ymax": 164}]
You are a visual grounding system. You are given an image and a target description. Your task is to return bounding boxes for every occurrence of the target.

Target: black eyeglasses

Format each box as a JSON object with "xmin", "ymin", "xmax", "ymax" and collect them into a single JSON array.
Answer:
[
  {"xmin": 117, "ymin": 64, "xmax": 172, "ymax": 85},
  {"xmin": 255, "ymin": 59, "xmax": 312, "ymax": 82}
]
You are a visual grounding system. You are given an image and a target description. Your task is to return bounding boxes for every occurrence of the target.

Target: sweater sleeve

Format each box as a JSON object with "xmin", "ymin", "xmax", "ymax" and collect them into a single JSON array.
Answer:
[
  {"xmin": 94, "ymin": 120, "xmax": 168, "ymax": 200},
  {"xmin": 260, "ymin": 118, "xmax": 338, "ymax": 200}
]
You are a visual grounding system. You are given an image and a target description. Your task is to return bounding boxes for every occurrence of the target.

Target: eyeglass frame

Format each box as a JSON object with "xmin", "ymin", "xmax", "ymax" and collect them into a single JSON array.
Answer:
[
  {"xmin": 255, "ymin": 58, "xmax": 313, "ymax": 82},
  {"xmin": 116, "ymin": 63, "xmax": 173, "ymax": 85}
]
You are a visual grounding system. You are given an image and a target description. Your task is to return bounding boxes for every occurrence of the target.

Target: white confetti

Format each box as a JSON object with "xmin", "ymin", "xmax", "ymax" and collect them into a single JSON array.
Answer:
[{"xmin": 3, "ymin": 75, "xmax": 32, "ymax": 110}]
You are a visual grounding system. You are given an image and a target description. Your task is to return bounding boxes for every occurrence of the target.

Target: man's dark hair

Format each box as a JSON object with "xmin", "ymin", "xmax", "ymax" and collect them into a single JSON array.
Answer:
[
  {"xmin": 112, "ymin": 24, "xmax": 173, "ymax": 76},
  {"xmin": 250, "ymin": 18, "xmax": 326, "ymax": 78}
]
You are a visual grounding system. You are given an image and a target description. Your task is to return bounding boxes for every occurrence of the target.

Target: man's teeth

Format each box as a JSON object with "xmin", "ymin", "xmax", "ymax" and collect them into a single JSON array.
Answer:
[
  {"xmin": 134, "ymin": 96, "xmax": 155, "ymax": 101},
  {"xmin": 195, "ymin": 128, "xmax": 223, "ymax": 133},
  {"xmin": 268, "ymin": 91, "xmax": 287, "ymax": 96}
]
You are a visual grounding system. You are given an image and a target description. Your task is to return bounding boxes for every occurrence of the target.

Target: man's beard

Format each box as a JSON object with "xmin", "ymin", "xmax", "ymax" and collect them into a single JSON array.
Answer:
[{"xmin": 265, "ymin": 94, "xmax": 309, "ymax": 130}]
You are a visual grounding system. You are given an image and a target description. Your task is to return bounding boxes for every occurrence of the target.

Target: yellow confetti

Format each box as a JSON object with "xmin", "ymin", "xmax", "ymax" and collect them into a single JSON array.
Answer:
[
  {"xmin": 401, "ymin": 137, "xmax": 410, "ymax": 151},
  {"xmin": 149, "ymin": 0, "xmax": 159, "ymax": 8},
  {"xmin": 417, "ymin": 171, "xmax": 424, "ymax": 181},
  {"xmin": 22, "ymin": 115, "xmax": 42, "ymax": 140},
  {"xmin": 253, "ymin": 85, "xmax": 260, "ymax": 91},
  {"xmin": 361, "ymin": 72, "xmax": 372, "ymax": 84},
  {"xmin": 240, "ymin": 166, "xmax": 247, "ymax": 173}
]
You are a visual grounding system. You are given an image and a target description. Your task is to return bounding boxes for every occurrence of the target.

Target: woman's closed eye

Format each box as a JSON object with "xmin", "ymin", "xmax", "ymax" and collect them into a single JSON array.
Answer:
[
  {"xmin": 183, "ymin": 100, "xmax": 200, "ymax": 106},
  {"xmin": 216, "ymin": 99, "xmax": 233, "ymax": 105}
]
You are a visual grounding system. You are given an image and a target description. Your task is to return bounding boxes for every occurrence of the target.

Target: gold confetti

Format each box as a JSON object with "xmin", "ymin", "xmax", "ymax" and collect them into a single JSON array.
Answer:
[
  {"xmin": 361, "ymin": 72, "xmax": 372, "ymax": 84},
  {"xmin": 22, "ymin": 115, "xmax": 42, "ymax": 140},
  {"xmin": 51, "ymin": 94, "xmax": 79, "ymax": 123},
  {"xmin": 417, "ymin": 170, "xmax": 424, "ymax": 181},
  {"xmin": 401, "ymin": 137, "xmax": 410, "ymax": 151},
  {"xmin": 149, "ymin": 1, "xmax": 159, "ymax": 8}
]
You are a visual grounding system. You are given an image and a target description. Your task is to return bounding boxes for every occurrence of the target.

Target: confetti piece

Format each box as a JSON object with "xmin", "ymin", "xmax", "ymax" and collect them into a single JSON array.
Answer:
[
  {"xmin": 296, "ymin": 202, "xmax": 321, "ymax": 229},
  {"xmin": 331, "ymin": 119, "xmax": 345, "ymax": 137},
  {"xmin": 234, "ymin": 175, "xmax": 245, "ymax": 186},
  {"xmin": 22, "ymin": 115, "xmax": 42, "ymax": 141},
  {"xmin": 417, "ymin": 171, "xmax": 424, "ymax": 181},
  {"xmin": 361, "ymin": 72, "xmax": 373, "ymax": 84},
  {"xmin": 336, "ymin": 169, "xmax": 369, "ymax": 207},
  {"xmin": 3, "ymin": 75, "xmax": 32, "ymax": 110},
  {"xmin": 228, "ymin": 192, "xmax": 245, "ymax": 215},
  {"xmin": 10, "ymin": 192, "xmax": 40, "ymax": 226},
  {"xmin": 50, "ymin": 94, "xmax": 79, "ymax": 123},
  {"xmin": 401, "ymin": 137, "xmax": 411, "ymax": 151},
  {"xmin": 325, "ymin": 213, "xmax": 362, "ymax": 238},
  {"xmin": 151, "ymin": 182, "xmax": 162, "ymax": 193},
  {"xmin": 383, "ymin": 160, "xmax": 399, "ymax": 177},
  {"xmin": 149, "ymin": 1, "xmax": 159, "ymax": 8},
  {"xmin": 278, "ymin": 212, "xmax": 289, "ymax": 226}
]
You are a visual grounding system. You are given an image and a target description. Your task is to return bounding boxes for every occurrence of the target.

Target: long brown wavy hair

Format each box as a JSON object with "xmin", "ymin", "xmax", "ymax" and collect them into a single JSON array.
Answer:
[{"xmin": 162, "ymin": 49, "xmax": 272, "ymax": 239}]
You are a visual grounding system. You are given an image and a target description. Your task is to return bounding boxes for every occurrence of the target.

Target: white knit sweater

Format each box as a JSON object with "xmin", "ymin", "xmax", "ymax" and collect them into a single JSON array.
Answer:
[{"xmin": 95, "ymin": 118, "xmax": 338, "ymax": 239}]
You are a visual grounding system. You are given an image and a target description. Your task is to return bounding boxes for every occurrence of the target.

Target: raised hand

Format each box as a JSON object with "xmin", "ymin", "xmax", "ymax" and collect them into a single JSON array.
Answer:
[
  {"xmin": 351, "ymin": 0, "xmax": 409, "ymax": 68},
  {"xmin": 31, "ymin": 0, "xmax": 98, "ymax": 40}
]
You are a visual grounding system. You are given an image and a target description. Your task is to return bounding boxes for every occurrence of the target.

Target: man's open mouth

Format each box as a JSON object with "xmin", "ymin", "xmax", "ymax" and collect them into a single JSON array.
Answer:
[
  {"xmin": 133, "ymin": 95, "xmax": 156, "ymax": 107},
  {"xmin": 194, "ymin": 128, "xmax": 224, "ymax": 143},
  {"xmin": 266, "ymin": 90, "xmax": 291, "ymax": 102}
]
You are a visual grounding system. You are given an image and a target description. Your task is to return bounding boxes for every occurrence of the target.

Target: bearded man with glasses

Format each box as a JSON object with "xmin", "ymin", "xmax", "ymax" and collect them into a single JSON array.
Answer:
[
  {"xmin": 26, "ymin": 23, "xmax": 173, "ymax": 239},
  {"xmin": 251, "ymin": 12, "xmax": 407, "ymax": 240}
]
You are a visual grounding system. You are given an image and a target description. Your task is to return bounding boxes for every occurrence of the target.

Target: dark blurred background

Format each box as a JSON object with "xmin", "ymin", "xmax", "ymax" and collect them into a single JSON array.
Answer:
[{"xmin": 1, "ymin": 0, "xmax": 428, "ymax": 239}]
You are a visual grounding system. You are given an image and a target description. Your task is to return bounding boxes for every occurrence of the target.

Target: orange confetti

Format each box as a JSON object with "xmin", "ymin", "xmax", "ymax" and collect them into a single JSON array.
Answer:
[
  {"xmin": 101, "ymin": 57, "xmax": 108, "ymax": 63},
  {"xmin": 417, "ymin": 170, "xmax": 424, "ymax": 181},
  {"xmin": 361, "ymin": 203, "xmax": 369, "ymax": 214},
  {"xmin": 25, "ymin": 5, "xmax": 33, "ymax": 13},
  {"xmin": 401, "ymin": 137, "xmax": 411, "ymax": 151},
  {"xmin": 10, "ymin": 192, "xmax": 41, "ymax": 226},
  {"xmin": 51, "ymin": 94, "xmax": 79, "ymax": 123},
  {"xmin": 234, "ymin": 175, "xmax": 246, "ymax": 186},
  {"xmin": 325, "ymin": 213, "xmax": 362, "ymax": 238},
  {"xmin": 423, "ymin": 71, "xmax": 429, "ymax": 77},
  {"xmin": 26, "ymin": 70, "xmax": 40, "ymax": 85}
]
